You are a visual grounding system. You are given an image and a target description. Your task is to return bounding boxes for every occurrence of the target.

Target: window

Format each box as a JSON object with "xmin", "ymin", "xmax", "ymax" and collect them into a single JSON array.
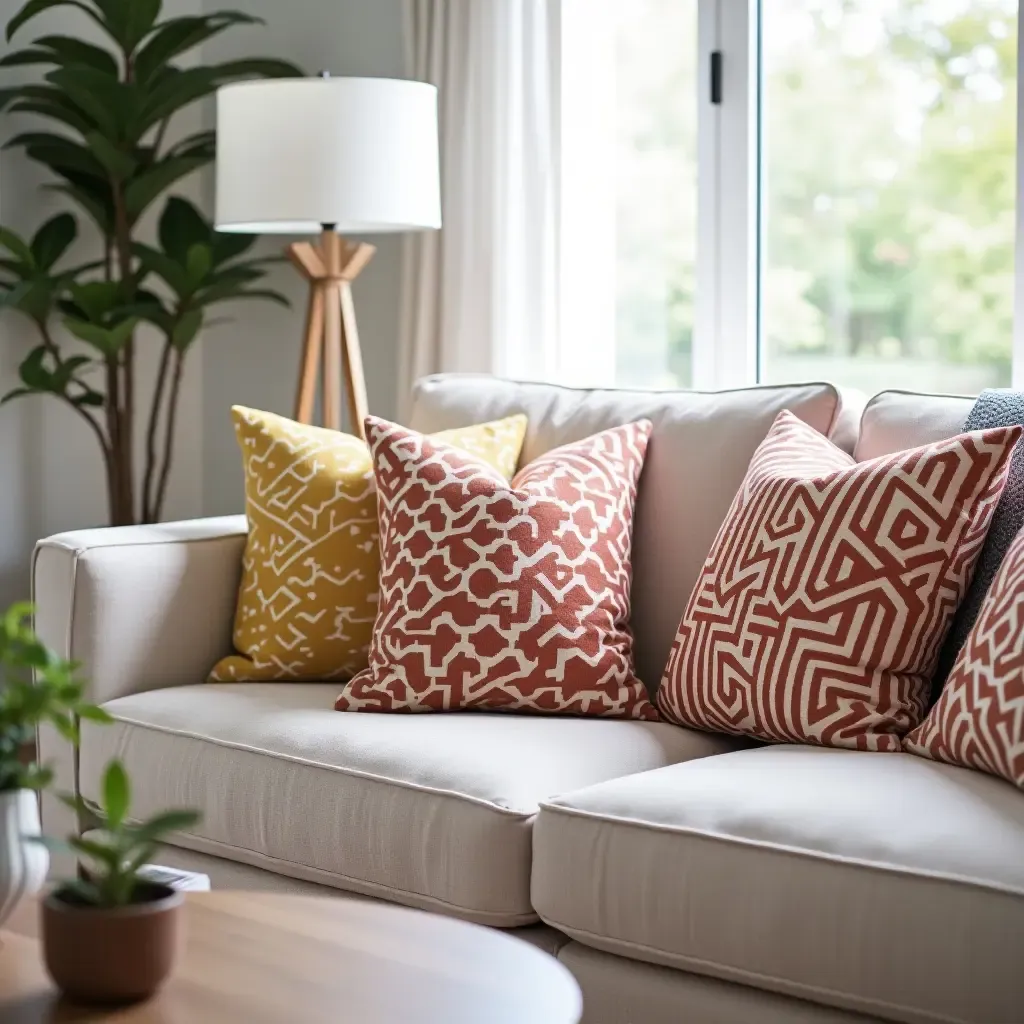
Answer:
[
  {"xmin": 559, "ymin": 0, "xmax": 697, "ymax": 389},
  {"xmin": 560, "ymin": 0, "xmax": 1022, "ymax": 396},
  {"xmin": 760, "ymin": 0, "xmax": 1018, "ymax": 395}
]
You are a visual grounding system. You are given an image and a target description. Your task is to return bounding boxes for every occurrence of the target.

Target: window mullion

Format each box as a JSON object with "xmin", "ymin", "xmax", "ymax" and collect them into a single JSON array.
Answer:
[{"xmin": 694, "ymin": 0, "xmax": 760, "ymax": 391}]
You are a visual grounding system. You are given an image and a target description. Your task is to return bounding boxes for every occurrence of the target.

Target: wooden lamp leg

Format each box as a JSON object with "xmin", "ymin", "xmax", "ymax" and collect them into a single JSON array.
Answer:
[
  {"xmin": 294, "ymin": 284, "xmax": 325, "ymax": 424},
  {"xmin": 339, "ymin": 280, "xmax": 369, "ymax": 438},
  {"xmin": 285, "ymin": 229, "xmax": 375, "ymax": 436}
]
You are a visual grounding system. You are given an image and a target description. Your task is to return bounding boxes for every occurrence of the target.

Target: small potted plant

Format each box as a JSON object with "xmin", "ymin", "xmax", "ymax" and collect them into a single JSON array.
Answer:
[
  {"xmin": 0, "ymin": 602, "xmax": 110, "ymax": 927},
  {"xmin": 43, "ymin": 759, "xmax": 200, "ymax": 1003}
]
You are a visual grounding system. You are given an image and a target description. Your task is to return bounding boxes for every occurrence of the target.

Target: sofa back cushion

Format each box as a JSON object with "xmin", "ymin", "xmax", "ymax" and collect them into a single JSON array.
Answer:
[
  {"xmin": 855, "ymin": 389, "xmax": 975, "ymax": 461},
  {"xmin": 410, "ymin": 375, "xmax": 842, "ymax": 690}
]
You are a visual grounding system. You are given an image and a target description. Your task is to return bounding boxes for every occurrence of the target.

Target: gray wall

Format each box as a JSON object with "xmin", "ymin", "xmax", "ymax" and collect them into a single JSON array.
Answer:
[
  {"xmin": 200, "ymin": 0, "xmax": 407, "ymax": 516},
  {"xmin": 0, "ymin": 0, "xmax": 407, "ymax": 606}
]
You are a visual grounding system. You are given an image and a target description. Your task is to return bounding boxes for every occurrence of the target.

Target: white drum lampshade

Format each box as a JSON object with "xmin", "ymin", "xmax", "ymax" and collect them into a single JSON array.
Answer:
[
  {"xmin": 214, "ymin": 76, "xmax": 441, "ymax": 437},
  {"xmin": 215, "ymin": 77, "xmax": 441, "ymax": 234}
]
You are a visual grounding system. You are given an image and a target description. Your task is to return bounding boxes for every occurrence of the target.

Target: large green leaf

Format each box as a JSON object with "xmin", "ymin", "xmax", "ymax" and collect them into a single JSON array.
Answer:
[
  {"xmin": 211, "ymin": 231, "xmax": 256, "ymax": 266},
  {"xmin": 30, "ymin": 212, "xmax": 76, "ymax": 269},
  {"xmin": 0, "ymin": 36, "xmax": 117, "ymax": 75},
  {"xmin": 85, "ymin": 131, "xmax": 136, "ymax": 180},
  {"xmin": 123, "ymin": 155, "xmax": 206, "ymax": 220},
  {"xmin": 16, "ymin": 280, "xmax": 57, "ymax": 322},
  {"xmin": 209, "ymin": 57, "xmax": 300, "ymax": 81},
  {"xmin": 18, "ymin": 345, "xmax": 50, "ymax": 389},
  {"xmin": 133, "ymin": 12, "xmax": 260, "ymax": 84},
  {"xmin": 49, "ymin": 353, "xmax": 91, "ymax": 389},
  {"xmin": 133, "ymin": 242, "xmax": 188, "ymax": 295},
  {"xmin": 158, "ymin": 195, "xmax": 208, "ymax": 263},
  {"xmin": 113, "ymin": 0, "xmax": 161, "ymax": 53},
  {"xmin": 0, "ymin": 280, "xmax": 34, "ymax": 309},
  {"xmin": 64, "ymin": 315, "xmax": 137, "ymax": 356},
  {"xmin": 45, "ymin": 67, "xmax": 136, "ymax": 140},
  {"xmin": 32, "ymin": 34, "xmax": 118, "ymax": 74},
  {"xmin": 45, "ymin": 181, "xmax": 114, "ymax": 237},
  {"xmin": 185, "ymin": 243, "xmax": 211, "ymax": 287},
  {"xmin": 68, "ymin": 834, "xmax": 120, "ymax": 870},
  {"xmin": 6, "ymin": 0, "xmax": 104, "ymax": 42},
  {"xmin": 67, "ymin": 279, "xmax": 121, "ymax": 320},
  {"xmin": 130, "ymin": 808, "xmax": 200, "ymax": 844},
  {"xmin": 171, "ymin": 307, "xmax": 202, "ymax": 351},
  {"xmin": 199, "ymin": 284, "xmax": 289, "ymax": 308},
  {"xmin": 9, "ymin": 86, "xmax": 97, "ymax": 135},
  {"xmin": 0, "ymin": 226, "xmax": 34, "ymax": 264},
  {"xmin": 161, "ymin": 129, "xmax": 215, "ymax": 162},
  {"xmin": 11, "ymin": 131, "xmax": 108, "ymax": 180},
  {"xmin": 137, "ymin": 66, "xmax": 218, "ymax": 131},
  {"xmin": 102, "ymin": 759, "xmax": 130, "ymax": 829}
]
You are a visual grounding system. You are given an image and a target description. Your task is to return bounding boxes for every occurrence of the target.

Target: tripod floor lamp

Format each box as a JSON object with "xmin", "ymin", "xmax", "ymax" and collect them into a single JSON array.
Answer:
[{"xmin": 214, "ymin": 77, "xmax": 442, "ymax": 439}]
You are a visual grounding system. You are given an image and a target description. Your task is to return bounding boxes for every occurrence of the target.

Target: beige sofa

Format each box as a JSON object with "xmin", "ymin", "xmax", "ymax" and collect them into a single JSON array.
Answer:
[{"xmin": 33, "ymin": 376, "xmax": 1024, "ymax": 1024}]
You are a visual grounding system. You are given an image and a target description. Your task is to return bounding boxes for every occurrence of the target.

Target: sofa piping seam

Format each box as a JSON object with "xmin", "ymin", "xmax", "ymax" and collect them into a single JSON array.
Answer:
[
  {"xmin": 546, "ymin": 919, "xmax": 966, "ymax": 1024},
  {"xmin": 537, "ymin": 801, "xmax": 1024, "ymax": 899},
  {"xmin": 34, "ymin": 528, "xmax": 247, "ymax": 558},
  {"xmin": 92, "ymin": 712, "xmax": 537, "ymax": 819},
  {"xmin": 145, "ymin": 831, "xmax": 539, "ymax": 926}
]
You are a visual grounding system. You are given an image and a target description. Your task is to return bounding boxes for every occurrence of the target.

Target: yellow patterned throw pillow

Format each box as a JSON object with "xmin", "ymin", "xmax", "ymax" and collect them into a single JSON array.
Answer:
[{"xmin": 210, "ymin": 407, "xmax": 528, "ymax": 682}]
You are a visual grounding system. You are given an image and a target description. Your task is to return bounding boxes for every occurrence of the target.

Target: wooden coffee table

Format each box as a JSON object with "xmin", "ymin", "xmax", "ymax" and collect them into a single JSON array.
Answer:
[{"xmin": 0, "ymin": 892, "xmax": 582, "ymax": 1023}]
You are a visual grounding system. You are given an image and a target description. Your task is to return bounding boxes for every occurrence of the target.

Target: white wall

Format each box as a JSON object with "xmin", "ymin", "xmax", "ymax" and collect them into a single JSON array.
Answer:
[
  {"xmin": 0, "ymin": 0, "xmax": 407, "ymax": 605},
  {"xmin": 199, "ymin": 0, "xmax": 407, "ymax": 516}
]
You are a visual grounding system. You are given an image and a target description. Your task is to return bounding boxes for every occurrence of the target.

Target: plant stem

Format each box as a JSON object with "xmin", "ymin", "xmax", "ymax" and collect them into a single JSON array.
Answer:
[
  {"xmin": 111, "ymin": 182, "xmax": 136, "ymax": 525},
  {"xmin": 152, "ymin": 348, "xmax": 186, "ymax": 523},
  {"xmin": 142, "ymin": 338, "xmax": 173, "ymax": 523}
]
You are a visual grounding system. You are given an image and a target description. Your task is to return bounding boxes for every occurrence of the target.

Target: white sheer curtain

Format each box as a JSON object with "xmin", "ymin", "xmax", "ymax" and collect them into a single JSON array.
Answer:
[{"xmin": 399, "ymin": 0, "xmax": 562, "ymax": 411}]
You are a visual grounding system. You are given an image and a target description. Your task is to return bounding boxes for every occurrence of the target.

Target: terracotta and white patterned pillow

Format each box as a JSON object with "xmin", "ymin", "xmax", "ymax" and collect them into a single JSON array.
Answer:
[
  {"xmin": 904, "ymin": 527, "xmax": 1024, "ymax": 787},
  {"xmin": 657, "ymin": 410, "xmax": 1020, "ymax": 752},
  {"xmin": 335, "ymin": 416, "xmax": 657, "ymax": 718}
]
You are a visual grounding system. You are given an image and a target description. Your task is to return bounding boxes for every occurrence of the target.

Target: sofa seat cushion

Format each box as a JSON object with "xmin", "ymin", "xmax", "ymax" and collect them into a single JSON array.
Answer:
[
  {"xmin": 79, "ymin": 683, "xmax": 741, "ymax": 927},
  {"xmin": 532, "ymin": 745, "xmax": 1024, "ymax": 1024}
]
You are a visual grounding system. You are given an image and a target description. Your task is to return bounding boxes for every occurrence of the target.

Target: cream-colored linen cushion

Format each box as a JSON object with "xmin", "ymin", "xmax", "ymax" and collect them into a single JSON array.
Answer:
[
  {"xmin": 532, "ymin": 746, "xmax": 1024, "ymax": 1024},
  {"xmin": 79, "ymin": 683, "xmax": 741, "ymax": 926},
  {"xmin": 409, "ymin": 374, "xmax": 843, "ymax": 689},
  {"xmin": 854, "ymin": 390, "xmax": 975, "ymax": 462}
]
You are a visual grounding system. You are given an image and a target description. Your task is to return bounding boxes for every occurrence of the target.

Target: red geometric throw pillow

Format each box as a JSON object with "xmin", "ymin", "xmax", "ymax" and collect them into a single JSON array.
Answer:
[
  {"xmin": 657, "ymin": 410, "xmax": 1020, "ymax": 752},
  {"xmin": 335, "ymin": 416, "xmax": 657, "ymax": 718},
  {"xmin": 904, "ymin": 527, "xmax": 1024, "ymax": 787}
]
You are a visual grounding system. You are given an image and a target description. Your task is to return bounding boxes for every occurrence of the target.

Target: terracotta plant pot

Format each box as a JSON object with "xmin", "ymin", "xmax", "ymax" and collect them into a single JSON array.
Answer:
[{"xmin": 42, "ymin": 882, "xmax": 183, "ymax": 1003}]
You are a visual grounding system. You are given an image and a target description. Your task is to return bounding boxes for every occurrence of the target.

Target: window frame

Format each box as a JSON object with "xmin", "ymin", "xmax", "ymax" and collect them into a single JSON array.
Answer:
[{"xmin": 694, "ymin": 0, "xmax": 1023, "ymax": 393}]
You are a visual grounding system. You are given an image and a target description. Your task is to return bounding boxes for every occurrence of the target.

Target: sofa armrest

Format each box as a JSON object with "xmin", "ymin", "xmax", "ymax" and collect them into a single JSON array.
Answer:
[
  {"xmin": 33, "ymin": 515, "xmax": 248, "ymax": 703},
  {"xmin": 32, "ymin": 516, "xmax": 247, "ymax": 845}
]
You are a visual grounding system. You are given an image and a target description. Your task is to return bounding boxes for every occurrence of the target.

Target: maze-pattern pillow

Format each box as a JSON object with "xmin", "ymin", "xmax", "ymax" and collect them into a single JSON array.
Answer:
[
  {"xmin": 657, "ymin": 410, "xmax": 1020, "ymax": 752},
  {"xmin": 904, "ymin": 526, "xmax": 1024, "ymax": 788},
  {"xmin": 210, "ymin": 407, "xmax": 527, "ymax": 683},
  {"xmin": 335, "ymin": 416, "xmax": 657, "ymax": 718}
]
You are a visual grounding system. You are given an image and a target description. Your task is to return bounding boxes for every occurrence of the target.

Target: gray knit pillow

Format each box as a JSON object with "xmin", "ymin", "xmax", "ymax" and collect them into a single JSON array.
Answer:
[{"xmin": 932, "ymin": 389, "xmax": 1024, "ymax": 702}]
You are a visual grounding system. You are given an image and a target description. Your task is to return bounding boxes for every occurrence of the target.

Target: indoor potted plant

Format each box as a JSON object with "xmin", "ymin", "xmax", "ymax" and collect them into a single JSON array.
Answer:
[
  {"xmin": 43, "ymin": 758, "xmax": 200, "ymax": 1003},
  {"xmin": 0, "ymin": 0, "xmax": 298, "ymax": 526},
  {"xmin": 0, "ymin": 601, "xmax": 109, "ymax": 927}
]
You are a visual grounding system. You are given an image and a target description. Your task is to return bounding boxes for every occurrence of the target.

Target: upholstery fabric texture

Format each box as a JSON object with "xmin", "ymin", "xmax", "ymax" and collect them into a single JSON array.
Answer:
[
  {"xmin": 658, "ymin": 411, "xmax": 1021, "ymax": 751},
  {"xmin": 854, "ymin": 390, "xmax": 976, "ymax": 462},
  {"xmin": 79, "ymin": 683, "xmax": 739, "ymax": 926},
  {"xmin": 335, "ymin": 416, "xmax": 657, "ymax": 718},
  {"xmin": 210, "ymin": 407, "xmax": 527, "ymax": 683},
  {"xmin": 408, "ymin": 374, "xmax": 844, "ymax": 690},
  {"xmin": 905, "ymin": 527, "xmax": 1024, "ymax": 788},
  {"xmin": 559, "ymin": 944, "xmax": 884, "ymax": 1024},
  {"xmin": 934, "ymin": 389, "xmax": 1024, "ymax": 691},
  {"xmin": 532, "ymin": 746, "xmax": 1024, "ymax": 1024}
]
